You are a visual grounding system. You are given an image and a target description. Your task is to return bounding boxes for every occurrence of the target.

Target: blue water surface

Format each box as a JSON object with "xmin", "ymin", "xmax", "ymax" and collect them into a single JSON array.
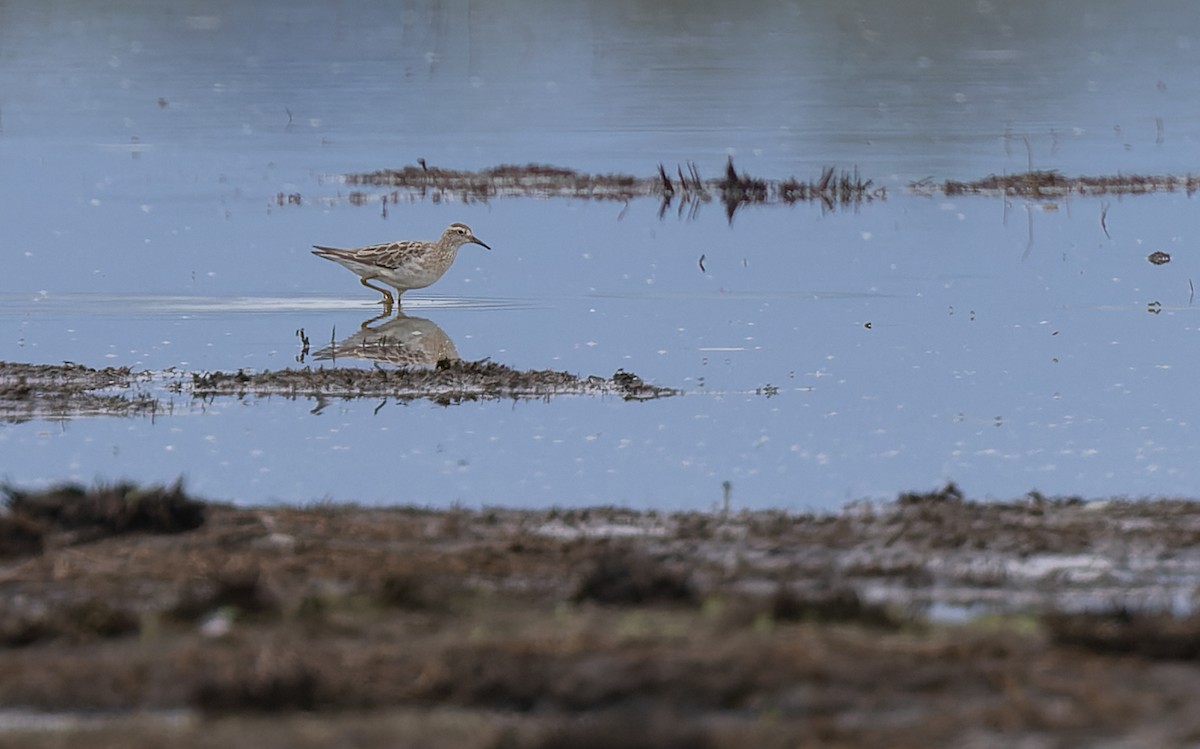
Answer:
[{"xmin": 2, "ymin": 0, "xmax": 1199, "ymax": 507}]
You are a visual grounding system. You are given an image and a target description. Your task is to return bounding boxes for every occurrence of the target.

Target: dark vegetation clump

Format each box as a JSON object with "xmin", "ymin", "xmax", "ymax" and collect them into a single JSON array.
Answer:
[
  {"xmin": 571, "ymin": 543, "xmax": 697, "ymax": 606},
  {"xmin": 192, "ymin": 656, "xmax": 322, "ymax": 713},
  {"xmin": 897, "ymin": 481, "xmax": 965, "ymax": 506},
  {"xmin": 341, "ymin": 159, "xmax": 884, "ymax": 223},
  {"xmin": 512, "ymin": 713, "xmax": 716, "ymax": 749},
  {"xmin": 1045, "ymin": 608, "xmax": 1200, "ymax": 660},
  {"xmin": 0, "ymin": 599, "xmax": 139, "ymax": 648},
  {"xmin": 59, "ymin": 599, "xmax": 142, "ymax": 640},
  {"xmin": 766, "ymin": 585, "xmax": 901, "ymax": 628},
  {"xmin": 714, "ymin": 585, "xmax": 903, "ymax": 631},
  {"xmin": 717, "ymin": 158, "xmax": 769, "ymax": 220},
  {"xmin": 3, "ymin": 479, "xmax": 206, "ymax": 538},
  {"xmin": 0, "ymin": 613, "xmax": 53, "ymax": 648},
  {"xmin": 0, "ymin": 512, "xmax": 45, "ymax": 558},
  {"xmin": 169, "ymin": 567, "xmax": 281, "ymax": 622},
  {"xmin": 376, "ymin": 568, "xmax": 449, "ymax": 611},
  {"xmin": 924, "ymin": 170, "xmax": 1200, "ymax": 198}
]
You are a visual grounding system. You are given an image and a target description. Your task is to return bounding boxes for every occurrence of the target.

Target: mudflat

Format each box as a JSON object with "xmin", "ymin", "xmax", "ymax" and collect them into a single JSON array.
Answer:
[{"xmin": 3, "ymin": 482, "xmax": 1200, "ymax": 747}]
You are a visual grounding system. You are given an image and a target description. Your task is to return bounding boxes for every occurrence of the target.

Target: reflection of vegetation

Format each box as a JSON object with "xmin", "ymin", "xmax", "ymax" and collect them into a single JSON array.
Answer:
[
  {"xmin": 340, "ymin": 158, "xmax": 885, "ymax": 221},
  {"xmin": 911, "ymin": 170, "xmax": 1200, "ymax": 198}
]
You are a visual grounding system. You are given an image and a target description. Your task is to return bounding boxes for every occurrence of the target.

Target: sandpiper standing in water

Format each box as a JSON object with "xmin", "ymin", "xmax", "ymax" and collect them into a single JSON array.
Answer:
[{"xmin": 312, "ymin": 222, "xmax": 491, "ymax": 309}]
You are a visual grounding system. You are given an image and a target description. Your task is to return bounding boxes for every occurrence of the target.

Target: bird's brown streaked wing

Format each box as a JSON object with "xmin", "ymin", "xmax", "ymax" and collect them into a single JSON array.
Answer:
[{"xmin": 313, "ymin": 241, "xmax": 414, "ymax": 269}]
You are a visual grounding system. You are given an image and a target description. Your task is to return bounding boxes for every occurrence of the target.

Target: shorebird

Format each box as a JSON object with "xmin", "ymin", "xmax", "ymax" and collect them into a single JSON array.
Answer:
[{"xmin": 312, "ymin": 222, "xmax": 490, "ymax": 308}]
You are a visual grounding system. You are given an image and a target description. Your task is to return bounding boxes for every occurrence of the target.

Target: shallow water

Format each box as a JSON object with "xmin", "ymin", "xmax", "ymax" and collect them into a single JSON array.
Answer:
[{"xmin": 3, "ymin": 1, "xmax": 1200, "ymax": 507}]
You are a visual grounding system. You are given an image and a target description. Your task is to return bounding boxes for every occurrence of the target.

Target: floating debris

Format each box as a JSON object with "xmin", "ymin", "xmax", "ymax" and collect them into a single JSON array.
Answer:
[
  {"xmin": 339, "ymin": 158, "xmax": 885, "ymax": 221},
  {"xmin": 1148, "ymin": 251, "xmax": 1171, "ymax": 265},
  {"xmin": 912, "ymin": 170, "xmax": 1200, "ymax": 198}
]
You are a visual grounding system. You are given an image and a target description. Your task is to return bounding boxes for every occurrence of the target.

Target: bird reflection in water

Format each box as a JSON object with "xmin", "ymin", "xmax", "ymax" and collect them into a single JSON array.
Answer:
[{"xmin": 312, "ymin": 311, "xmax": 459, "ymax": 368}]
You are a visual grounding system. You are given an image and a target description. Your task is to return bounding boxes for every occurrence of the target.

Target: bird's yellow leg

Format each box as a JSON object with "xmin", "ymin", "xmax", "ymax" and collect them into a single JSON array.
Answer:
[
  {"xmin": 360, "ymin": 309, "xmax": 393, "ymax": 329},
  {"xmin": 360, "ymin": 277, "xmax": 396, "ymax": 307}
]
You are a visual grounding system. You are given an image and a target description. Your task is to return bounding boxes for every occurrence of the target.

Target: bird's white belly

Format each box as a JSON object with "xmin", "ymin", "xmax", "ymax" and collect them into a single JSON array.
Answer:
[{"xmin": 378, "ymin": 263, "xmax": 443, "ymax": 290}]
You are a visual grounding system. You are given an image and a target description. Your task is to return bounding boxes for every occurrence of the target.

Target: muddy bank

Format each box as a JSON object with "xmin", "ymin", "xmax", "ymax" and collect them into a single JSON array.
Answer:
[
  {"xmin": 0, "ymin": 360, "xmax": 676, "ymax": 419},
  {"xmin": 0, "ymin": 361, "xmax": 160, "ymax": 423},
  {"xmin": 191, "ymin": 360, "xmax": 676, "ymax": 404},
  {"xmin": 3, "ymin": 482, "xmax": 1200, "ymax": 747}
]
